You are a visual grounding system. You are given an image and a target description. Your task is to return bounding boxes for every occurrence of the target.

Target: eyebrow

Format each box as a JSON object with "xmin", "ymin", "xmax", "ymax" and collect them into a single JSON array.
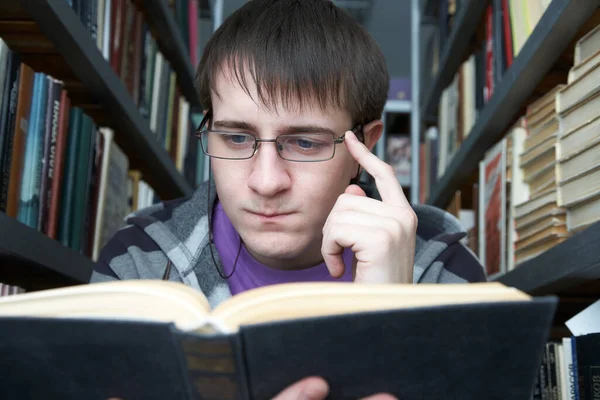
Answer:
[{"xmin": 212, "ymin": 120, "xmax": 339, "ymax": 136}]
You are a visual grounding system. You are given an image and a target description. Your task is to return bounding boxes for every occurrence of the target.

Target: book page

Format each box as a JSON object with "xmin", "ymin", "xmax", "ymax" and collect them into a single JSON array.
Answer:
[
  {"xmin": 210, "ymin": 282, "xmax": 530, "ymax": 333},
  {"xmin": 0, "ymin": 280, "xmax": 212, "ymax": 331}
]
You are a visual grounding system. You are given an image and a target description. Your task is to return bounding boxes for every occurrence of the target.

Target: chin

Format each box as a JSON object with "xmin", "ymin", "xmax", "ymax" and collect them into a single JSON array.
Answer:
[{"xmin": 242, "ymin": 231, "xmax": 311, "ymax": 261}]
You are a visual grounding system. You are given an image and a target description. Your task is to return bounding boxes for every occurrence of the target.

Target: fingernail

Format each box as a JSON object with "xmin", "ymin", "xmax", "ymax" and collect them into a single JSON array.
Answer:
[{"xmin": 302, "ymin": 378, "xmax": 329, "ymax": 400}]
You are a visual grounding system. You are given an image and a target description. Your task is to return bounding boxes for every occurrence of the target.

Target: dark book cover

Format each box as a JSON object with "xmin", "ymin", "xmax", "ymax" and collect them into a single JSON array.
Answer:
[
  {"xmin": 90, "ymin": 0, "xmax": 98, "ymax": 42},
  {"xmin": 0, "ymin": 50, "xmax": 21, "ymax": 213},
  {"xmin": 547, "ymin": 343, "xmax": 559, "ymax": 400},
  {"xmin": 47, "ymin": 90, "xmax": 70, "ymax": 240},
  {"xmin": 539, "ymin": 344, "xmax": 550, "ymax": 400},
  {"xmin": 58, "ymin": 107, "xmax": 83, "ymax": 248},
  {"xmin": 70, "ymin": 114, "xmax": 96, "ymax": 253},
  {"xmin": 137, "ymin": 24, "xmax": 151, "ymax": 119},
  {"xmin": 37, "ymin": 78, "xmax": 63, "ymax": 234},
  {"xmin": 574, "ymin": 333, "xmax": 600, "ymax": 400},
  {"xmin": 110, "ymin": 0, "xmax": 126, "ymax": 74},
  {"xmin": 493, "ymin": 0, "xmax": 506, "ymax": 85},
  {"xmin": 0, "ymin": 297, "xmax": 557, "ymax": 400}
]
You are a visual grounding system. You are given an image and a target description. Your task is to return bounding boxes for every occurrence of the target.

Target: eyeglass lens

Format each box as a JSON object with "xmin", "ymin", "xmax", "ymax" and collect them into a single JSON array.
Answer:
[{"xmin": 200, "ymin": 131, "xmax": 337, "ymax": 161}]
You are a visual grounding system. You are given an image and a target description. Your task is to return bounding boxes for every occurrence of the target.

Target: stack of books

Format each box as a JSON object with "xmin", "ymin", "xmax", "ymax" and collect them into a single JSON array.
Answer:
[
  {"xmin": 513, "ymin": 86, "xmax": 570, "ymax": 266},
  {"xmin": 555, "ymin": 25, "xmax": 600, "ymax": 233}
]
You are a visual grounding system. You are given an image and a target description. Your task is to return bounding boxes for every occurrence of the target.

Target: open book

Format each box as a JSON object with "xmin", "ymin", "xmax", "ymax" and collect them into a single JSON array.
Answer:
[{"xmin": 0, "ymin": 280, "xmax": 556, "ymax": 400}]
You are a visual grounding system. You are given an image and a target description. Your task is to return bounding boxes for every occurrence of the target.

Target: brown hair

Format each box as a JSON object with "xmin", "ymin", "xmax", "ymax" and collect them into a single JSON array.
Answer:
[{"xmin": 195, "ymin": 0, "xmax": 389, "ymax": 126}]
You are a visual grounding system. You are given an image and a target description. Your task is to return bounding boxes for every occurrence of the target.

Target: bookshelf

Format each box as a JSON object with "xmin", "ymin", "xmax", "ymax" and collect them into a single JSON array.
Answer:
[
  {"xmin": 0, "ymin": 0, "xmax": 204, "ymax": 290},
  {"xmin": 0, "ymin": 0, "xmax": 193, "ymax": 200},
  {"xmin": 426, "ymin": 0, "xmax": 598, "ymax": 209},
  {"xmin": 142, "ymin": 0, "xmax": 200, "ymax": 110},
  {"xmin": 420, "ymin": 0, "xmax": 488, "ymax": 123},
  {"xmin": 0, "ymin": 212, "xmax": 94, "ymax": 290},
  {"xmin": 495, "ymin": 221, "xmax": 600, "ymax": 295},
  {"xmin": 421, "ymin": 0, "xmax": 600, "ymax": 327}
]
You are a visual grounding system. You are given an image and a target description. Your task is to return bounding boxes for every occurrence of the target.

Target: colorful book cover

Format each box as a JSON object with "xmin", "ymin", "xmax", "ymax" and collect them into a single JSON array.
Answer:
[
  {"xmin": 17, "ymin": 73, "xmax": 48, "ymax": 229},
  {"xmin": 478, "ymin": 138, "xmax": 507, "ymax": 278},
  {"xmin": 386, "ymin": 135, "xmax": 411, "ymax": 187}
]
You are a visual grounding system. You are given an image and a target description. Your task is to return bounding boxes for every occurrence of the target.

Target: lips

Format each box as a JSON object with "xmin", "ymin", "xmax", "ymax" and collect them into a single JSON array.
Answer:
[{"xmin": 247, "ymin": 210, "xmax": 293, "ymax": 219}]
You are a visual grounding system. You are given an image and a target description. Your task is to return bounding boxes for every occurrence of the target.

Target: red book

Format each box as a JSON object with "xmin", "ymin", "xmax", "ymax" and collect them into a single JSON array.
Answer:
[
  {"xmin": 502, "ymin": 0, "xmax": 513, "ymax": 68},
  {"xmin": 47, "ymin": 90, "xmax": 70, "ymax": 240},
  {"xmin": 484, "ymin": 4, "xmax": 494, "ymax": 103}
]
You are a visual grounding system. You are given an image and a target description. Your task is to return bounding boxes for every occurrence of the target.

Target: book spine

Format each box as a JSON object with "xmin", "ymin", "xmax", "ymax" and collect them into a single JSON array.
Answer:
[
  {"xmin": 571, "ymin": 338, "xmax": 581, "ymax": 400},
  {"xmin": 176, "ymin": 331, "xmax": 249, "ymax": 400},
  {"xmin": 6, "ymin": 63, "xmax": 34, "ymax": 218},
  {"xmin": 0, "ymin": 52, "xmax": 21, "ymax": 212},
  {"xmin": 546, "ymin": 343, "xmax": 558, "ymax": 400},
  {"xmin": 540, "ymin": 345, "xmax": 550, "ymax": 400},
  {"xmin": 47, "ymin": 90, "xmax": 70, "ymax": 240},
  {"xmin": 38, "ymin": 78, "xmax": 62, "ymax": 234}
]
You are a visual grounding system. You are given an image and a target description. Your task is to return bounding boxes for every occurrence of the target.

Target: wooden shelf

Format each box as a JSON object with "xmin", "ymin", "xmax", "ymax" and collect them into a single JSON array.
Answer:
[
  {"xmin": 420, "ymin": 0, "xmax": 487, "ymax": 122},
  {"xmin": 141, "ymin": 0, "xmax": 201, "ymax": 110},
  {"xmin": 0, "ymin": 213, "xmax": 93, "ymax": 291},
  {"xmin": 495, "ymin": 221, "xmax": 600, "ymax": 296},
  {"xmin": 426, "ymin": 0, "xmax": 599, "ymax": 209},
  {"xmin": 0, "ymin": 0, "xmax": 194, "ymax": 200}
]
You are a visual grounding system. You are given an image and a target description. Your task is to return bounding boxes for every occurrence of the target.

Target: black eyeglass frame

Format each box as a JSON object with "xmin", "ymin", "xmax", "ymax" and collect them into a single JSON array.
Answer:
[{"xmin": 195, "ymin": 110, "xmax": 364, "ymax": 163}]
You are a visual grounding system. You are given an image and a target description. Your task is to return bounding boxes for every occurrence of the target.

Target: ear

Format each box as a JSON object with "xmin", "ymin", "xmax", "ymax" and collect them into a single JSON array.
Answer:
[{"xmin": 361, "ymin": 119, "xmax": 384, "ymax": 152}]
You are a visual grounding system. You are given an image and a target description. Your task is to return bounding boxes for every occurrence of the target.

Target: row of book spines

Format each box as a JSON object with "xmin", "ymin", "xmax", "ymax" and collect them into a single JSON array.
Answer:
[
  {"xmin": 0, "ymin": 62, "xmax": 189, "ymax": 260},
  {"xmin": 532, "ymin": 335, "xmax": 600, "ymax": 400},
  {"xmin": 165, "ymin": 0, "xmax": 200, "ymax": 66},
  {"xmin": 0, "ymin": 51, "xmax": 118, "ymax": 257},
  {"xmin": 428, "ymin": 0, "xmax": 549, "ymax": 192},
  {"xmin": 69, "ymin": 0, "xmax": 194, "ymax": 155},
  {"xmin": 0, "ymin": 68, "xmax": 97, "ymax": 254}
]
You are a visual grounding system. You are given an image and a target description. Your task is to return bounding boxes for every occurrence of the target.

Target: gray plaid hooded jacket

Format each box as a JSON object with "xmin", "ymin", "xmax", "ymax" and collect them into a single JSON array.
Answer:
[{"xmin": 91, "ymin": 181, "xmax": 486, "ymax": 308}]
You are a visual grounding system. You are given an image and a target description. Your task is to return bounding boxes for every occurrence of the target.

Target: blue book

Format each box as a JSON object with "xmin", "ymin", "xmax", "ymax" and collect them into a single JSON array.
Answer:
[
  {"xmin": 26, "ymin": 75, "xmax": 50, "ymax": 228},
  {"xmin": 17, "ymin": 73, "xmax": 45, "ymax": 227}
]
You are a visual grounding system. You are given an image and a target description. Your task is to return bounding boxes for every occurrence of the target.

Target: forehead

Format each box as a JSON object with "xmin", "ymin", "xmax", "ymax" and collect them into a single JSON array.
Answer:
[{"xmin": 210, "ymin": 67, "xmax": 351, "ymax": 125}]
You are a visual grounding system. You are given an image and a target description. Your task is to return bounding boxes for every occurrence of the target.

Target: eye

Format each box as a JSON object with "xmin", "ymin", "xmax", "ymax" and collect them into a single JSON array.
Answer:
[
  {"xmin": 229, "ymin": 135, "xmax": 248, "ymax": 144},
  {"xmin": 223, "ymin": 134, "xmax": 251, "ymax": 145},
  {"xmin": 296, "ymin": 138, "xmax": 320, "ymax": 149}
]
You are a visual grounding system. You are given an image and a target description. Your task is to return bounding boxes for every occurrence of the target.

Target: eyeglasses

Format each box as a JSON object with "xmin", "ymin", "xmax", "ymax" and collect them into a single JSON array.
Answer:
[{"xmin": 195, "ymin": 111, "xmax": 363, "ymax": 162}]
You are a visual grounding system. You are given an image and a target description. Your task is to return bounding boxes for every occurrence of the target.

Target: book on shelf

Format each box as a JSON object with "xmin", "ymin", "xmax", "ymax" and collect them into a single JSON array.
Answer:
[
  {"xmin": 530, "ymin": 296, "xmax": 600, "ymax": 400},
  {"xmin": 385, "ymin": 134, "xmax": 411, "ymax": 187},
  {"xmin": 529, "ymin": 334, "xmax": 600, "ymax": 400},
  {"xmin": 0, "ymin": 0, "xmax": 210, "ymax": 270},
  {"xmin": 429, "ymin": 0, "xmax": 550, "ymax": 189},
  {"xmin": 554, "ymin": 24, "xmax": 600, "ymax": 233},
  {"xmin": 0, "ymin": 279, "xmax": 557, "ymax": 400},
  {"xmin": 479, "ymin": 15, "xmax": 600, "ymax": 269},
  {"xmin": 478, "ymin": 137, "xmax": 507, "ymax": 279}
]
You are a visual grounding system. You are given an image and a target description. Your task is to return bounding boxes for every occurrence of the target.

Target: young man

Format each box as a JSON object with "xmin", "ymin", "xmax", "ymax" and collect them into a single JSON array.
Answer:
[{"xmin": 92, "ymin": 0, "xmax": 484, "ymax": 395}]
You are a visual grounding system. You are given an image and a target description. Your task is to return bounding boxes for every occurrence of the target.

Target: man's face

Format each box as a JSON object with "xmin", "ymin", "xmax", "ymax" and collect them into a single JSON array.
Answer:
[{"xmin": 210, "ymin": 70, "xmax": 359, "ymax": 270}]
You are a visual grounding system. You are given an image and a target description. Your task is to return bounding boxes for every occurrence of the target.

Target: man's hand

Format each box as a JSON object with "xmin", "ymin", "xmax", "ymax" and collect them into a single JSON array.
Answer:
[
  {"xmin": 322, "ymin": 129, "xmax": 417, "ymax": 284},
  {"xmin": 272, "ymin": 376, "xmax": 397, "ymax": 400}
]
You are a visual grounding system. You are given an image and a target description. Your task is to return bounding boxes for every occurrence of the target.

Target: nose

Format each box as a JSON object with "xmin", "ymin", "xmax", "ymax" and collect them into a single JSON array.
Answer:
[{"xmin": 246, "ymin": 140, "xmax": 291, "ymax": 197}]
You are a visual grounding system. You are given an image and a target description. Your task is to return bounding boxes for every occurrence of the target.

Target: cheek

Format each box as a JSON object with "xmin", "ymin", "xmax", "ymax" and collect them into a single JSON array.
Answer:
[
  {"xmin": 211, "ymin": 159, "xmax": 248, "ymax": 195},
  {"xmin": 291, "ymin": 155, "xmax": 355, "ymax": 204}
]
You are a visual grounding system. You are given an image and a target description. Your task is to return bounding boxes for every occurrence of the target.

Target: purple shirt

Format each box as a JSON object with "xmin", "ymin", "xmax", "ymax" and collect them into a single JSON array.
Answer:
[{"xmin": 212, "ymin": 201, "xmax": 354, "ymax": 295}]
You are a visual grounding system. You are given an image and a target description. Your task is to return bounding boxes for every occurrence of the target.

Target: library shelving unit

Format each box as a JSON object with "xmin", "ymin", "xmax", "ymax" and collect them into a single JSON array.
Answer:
[
  {"xmin": 0, "ymin": 0, "xmax": 206, "ymax": 290},
  {"xmin": 141, "ymin": 0, "xmax": 201, "ymax": 111},
  {"xmin": 420, "ymin": 0, "xmax": 488, "ymax": 123},
  {"xmin": 421, "ymin": 0, "xmax": 600, "ymax": 330}
]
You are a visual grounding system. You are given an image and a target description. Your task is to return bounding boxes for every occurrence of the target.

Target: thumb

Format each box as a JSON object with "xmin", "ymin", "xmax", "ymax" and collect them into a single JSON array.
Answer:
[
  {"xmin": 272, "ymin": 377, "xmax": 329, "ymax": 400},
  {"xmin": 344, "ymin": 184, "xmax": 367, "ymax": 197}
]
